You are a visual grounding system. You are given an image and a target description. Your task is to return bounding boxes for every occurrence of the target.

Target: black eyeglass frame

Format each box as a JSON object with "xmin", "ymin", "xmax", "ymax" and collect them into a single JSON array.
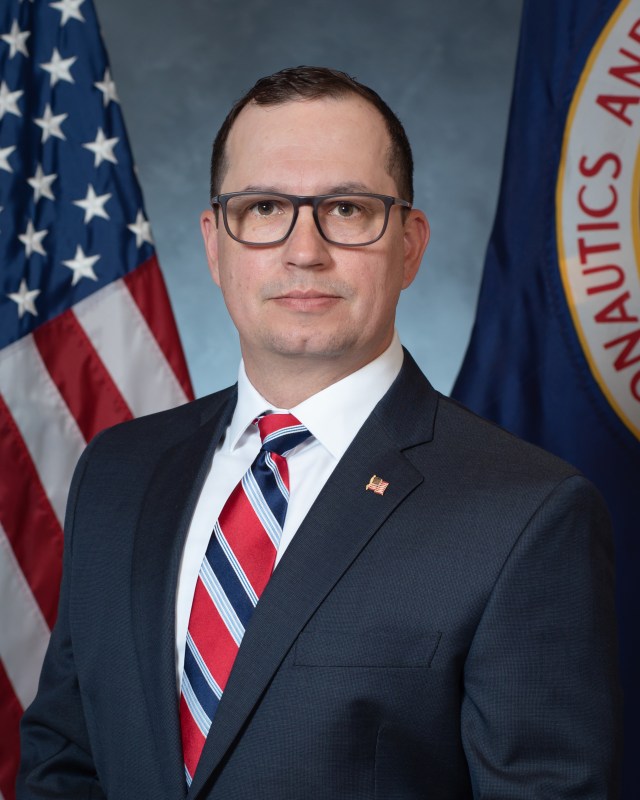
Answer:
[{"xmin": 210, "ymin": 191, "xmax": 412, "ymax": 247}]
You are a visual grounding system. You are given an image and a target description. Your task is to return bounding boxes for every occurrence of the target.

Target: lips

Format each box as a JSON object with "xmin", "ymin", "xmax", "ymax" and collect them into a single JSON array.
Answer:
[
  {"xmin": 276, "ymin": 289, "xmax": 339, "ymax": 300},
  {"xmin": 270, "ymin": 288, "xmax": 342, "ymax": 310}
]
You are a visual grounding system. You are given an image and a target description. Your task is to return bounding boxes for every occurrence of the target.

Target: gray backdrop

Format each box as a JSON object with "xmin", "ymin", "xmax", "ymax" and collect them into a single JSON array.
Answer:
[{"xmin": 93, "ymin": 0, "xmax": 523, "ymax": 399}]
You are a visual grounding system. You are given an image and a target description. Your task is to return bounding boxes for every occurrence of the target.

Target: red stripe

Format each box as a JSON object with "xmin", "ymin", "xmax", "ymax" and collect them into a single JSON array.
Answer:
[
  {"xmin": 124, "ymin": 256, "xmax": 194, "ymax": 401},
  {"xmin": 33, "ymin": 309, "xmax": 133, "ymax": 442},
  {"xmin": 0, "ymin": 396, "xmax": 62, "ymax": 628},
  {"xmin": 179, "ymin": 693, "xmax": 206, "ymax": 780},
  {"xmin": 257, "ymin": 413, "xmax": 300, "ymax": 438},
  {"xmin": 188, "ymin": 580, "xmax": 238, "ymax": 692},
  {"xmin": 0, "ymin": 660, "xmax": 23, "ymax": 800},
  {"xmin": 218, "ymin": 486, "xmax": 277, "ymax": 596}
]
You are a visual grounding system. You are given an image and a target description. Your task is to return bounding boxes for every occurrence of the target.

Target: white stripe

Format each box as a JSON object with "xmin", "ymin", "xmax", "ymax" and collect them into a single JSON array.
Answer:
[
  {"xmin": 199, "ymin": 560, "xmax": 245, "ymax": 646},
  {"xmin": 184, "ymin": 765, "xmax": 192, "ymax": 787},
  {"xmin": 265, "ymin": 452, "xmax": 289, "ymax": 503},
  {"xmin": 181, "ymin": 672, "xmax": 211, "ymax": 738},
  {"xmin": 214, "ymin": 522, "xmax": 259, "ymax": 606},
  {"xmin": 186, "ymin": 631, "xmax": 222, "ymax": 700},
  {"xmin": 0, "ymin": 335, "xmax": 85, "ymax": 526},
  {"xmin": 242, "ymin": 469, "xmax": 282, "ymax": 549},
  {"xmin": 73, "ymin": 279, "xmax": 188, "ymax": 417},
  {"xmin": 0, "ymin": 523, "xmax": 50, "ymax": 709},
  {"xmin": 262, "ymin": 424, "xmax": 307, "ymax": 448}
]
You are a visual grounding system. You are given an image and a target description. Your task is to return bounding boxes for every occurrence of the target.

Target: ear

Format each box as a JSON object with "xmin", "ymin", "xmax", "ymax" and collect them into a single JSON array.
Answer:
[
  {"xmin": 200, "ymin": 209, "xmax": 221, "ymax": 286},
  {"xmin": 401, "ymin": 209, "xmax": 430, "ymax": 289}
]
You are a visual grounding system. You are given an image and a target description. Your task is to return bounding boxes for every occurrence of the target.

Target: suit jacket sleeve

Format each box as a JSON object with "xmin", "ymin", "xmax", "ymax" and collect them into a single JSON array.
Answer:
[
  {"xmin": 17, "ymin": 435, "xmax": 107, "ymax": 800},
  {"xmin": 461, "ymin": 474, "xmax": 622, "ymax": 798}
]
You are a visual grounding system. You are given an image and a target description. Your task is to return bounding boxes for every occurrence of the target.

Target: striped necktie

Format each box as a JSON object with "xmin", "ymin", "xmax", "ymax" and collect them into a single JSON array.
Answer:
[{"xmin": 179, "ymin": 413, "xmax": 311, "ymax": 786}]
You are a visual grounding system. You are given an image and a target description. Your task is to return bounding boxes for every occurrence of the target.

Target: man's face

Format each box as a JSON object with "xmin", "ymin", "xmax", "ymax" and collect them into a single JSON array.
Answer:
[{"xmin": 201, "ymin": 95, "xmax": 429, "ymax": 383}]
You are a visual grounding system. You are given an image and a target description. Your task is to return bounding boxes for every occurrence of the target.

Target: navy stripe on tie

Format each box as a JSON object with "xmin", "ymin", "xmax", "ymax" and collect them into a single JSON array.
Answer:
[
  {"xmin": 204, "ymin": 532, "xmax": 255, "ymax": 627},
  {"xmin": 251, "ymin": 457, "xmax": 288, "ymax": 527},
  {"xmin": 184, "ymin": 637, "xmax": 221, "ymax": 722}
]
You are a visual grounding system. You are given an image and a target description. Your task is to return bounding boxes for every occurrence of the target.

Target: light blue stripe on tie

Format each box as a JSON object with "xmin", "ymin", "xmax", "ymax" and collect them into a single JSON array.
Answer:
[
  {"xmin": 185, "ymin": 764, "xmax": 192, "ymax": 787},
  {"xmin": 265, "ymin": 452, "xmax": 289, "ymax": 503},
  {"xmin": 181, "ymin": 672, "xmax": 212, "ymax": 739},
  {"xmin": 263, "ymin": 424, "xmax": 307, "ymax": 448},
  {"xmin": 215, "ymin": 521, "xmax": 259, "ymax": 606},
  {"xmin": 242, "ymin": 469, "xmax": 282, "ymax": 549},
  {"xmin": 186, "ymin": 631, "xmax": 223, "ymax": 700},
  {"xmin": 200, "ymin": 559, "xmax": 245, "ymax": 646}
]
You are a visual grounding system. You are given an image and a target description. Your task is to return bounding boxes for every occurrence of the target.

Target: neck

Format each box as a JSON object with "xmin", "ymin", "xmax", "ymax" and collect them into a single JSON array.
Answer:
[{"xmin": 243, "ymin": 351, "xmax": 377, "ymax": 408}]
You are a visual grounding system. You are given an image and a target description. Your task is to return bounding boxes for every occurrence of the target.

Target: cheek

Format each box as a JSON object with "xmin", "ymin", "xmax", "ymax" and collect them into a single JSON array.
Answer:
[{"xmin": 216, "ymin": 247, "xmax": 257, "ymax": 299}]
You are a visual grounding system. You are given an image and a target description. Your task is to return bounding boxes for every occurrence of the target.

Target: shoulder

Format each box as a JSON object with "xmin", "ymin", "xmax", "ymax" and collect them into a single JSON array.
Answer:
[
  {"xmin": 436, "ymin": 392, "xmax": 579, "ymax": 483},
  {"xmin": 89, "ymin": 384, "xmax": 236, "ymax": 452},
  {"xmin": 385, "ymin": 352, "xmax": 607, "ymax": 535},
  {"xmin": 71, "ymin": 384, "xmax": 237, "ymax": 489},
  {"xmin": 389, "ymin": 349, "xmax": 580, "ymax": 487}
]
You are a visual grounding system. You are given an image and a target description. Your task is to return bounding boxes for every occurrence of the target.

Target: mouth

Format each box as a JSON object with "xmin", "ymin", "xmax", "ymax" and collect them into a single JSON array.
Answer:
[{"xmin": 271, "ymin": 289, "xmax": 341, "ymax": 310}]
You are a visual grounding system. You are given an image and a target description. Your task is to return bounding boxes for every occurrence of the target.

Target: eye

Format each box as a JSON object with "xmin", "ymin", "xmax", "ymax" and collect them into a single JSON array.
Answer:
[
  {"xmin": 329, "ymin": 201, "xmax": 361, "ymax": 219},
  {"xmin": 250, "ymin": 200, "xmax": 279, "ymax": 217}
]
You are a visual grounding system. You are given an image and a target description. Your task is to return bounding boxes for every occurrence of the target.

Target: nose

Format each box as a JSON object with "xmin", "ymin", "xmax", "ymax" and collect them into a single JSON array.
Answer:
[{"xmin": 281, "ymin": 206, "xmax": 331, "ymax": 269}]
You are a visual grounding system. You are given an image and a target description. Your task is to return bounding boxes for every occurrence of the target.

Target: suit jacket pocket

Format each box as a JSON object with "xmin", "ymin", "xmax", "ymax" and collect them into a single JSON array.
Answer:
[{"xmin": 294, "ymin": 623, "xmax": 442, "ymax": 668}]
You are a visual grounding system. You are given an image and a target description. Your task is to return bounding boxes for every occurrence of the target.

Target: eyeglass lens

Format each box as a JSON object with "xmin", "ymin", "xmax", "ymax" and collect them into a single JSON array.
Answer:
[{"xmin": 224, "ymin": 194, "xmax": 389, "ymax": 245}]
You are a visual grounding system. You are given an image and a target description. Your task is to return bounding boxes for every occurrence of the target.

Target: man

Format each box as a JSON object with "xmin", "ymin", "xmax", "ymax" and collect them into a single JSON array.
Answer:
[{"xmin": 18, "ymin": 66, "xmax": 621, "ymax": 798}]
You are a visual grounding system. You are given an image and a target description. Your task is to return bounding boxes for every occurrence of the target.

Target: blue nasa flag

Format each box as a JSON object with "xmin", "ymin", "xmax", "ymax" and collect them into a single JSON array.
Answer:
[{"xmin": 452, "ymin": 1, "xmax": 640, "ymax": 794}]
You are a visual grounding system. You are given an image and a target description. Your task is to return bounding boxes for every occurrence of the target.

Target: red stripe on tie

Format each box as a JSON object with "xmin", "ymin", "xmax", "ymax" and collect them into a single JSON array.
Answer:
[
  {"xmin": 0, "ymin": 660, "xmax": 23, "ymax": 800},
  {"xmin": 179, "ymin": 692, "xmax": 206, "ymax": 781},
  {"xmin": 124, "ymin": 256, "xmax": 195, "ymax": 402},
  {"xmin": 188, "ymin": 577, "xmax": 239, "ymax": 692},
  {"xmin": 257, "ymin": 412, "xmax": 300, "ymax": 438},
  {"xmin": 0, "ymin": 396, "xmax": 62, "ymax": 628},
  {"xmin": 33, "ymin": 309, "xmax": 133, "ymax": 443},
  {"xmin": 217, "ymin": 483, "xmax": 277, "ymax": 597}
]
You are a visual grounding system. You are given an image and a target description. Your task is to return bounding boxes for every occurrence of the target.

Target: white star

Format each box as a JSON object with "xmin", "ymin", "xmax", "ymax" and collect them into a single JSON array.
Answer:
[
  {"xmin": 0, "ymin": 145, "xmax": 16, "ymax": 173},
  {"xmin": 73, "ymin": 184, "xmax": 111, "ymax": 223},
  {"xmin": 1, "ymin": 20, "xmax": 30, "ymax": 58},
  {"xmin": 19, "ymin": 220, "xmax": 48, "ymax": 257},
  {"xmin": 94, "ymin": 68, "xmax": 119, "ymax": 106},
  {"xmin": 40, "ymin": 47, "xmax": 76, "ymax": 87},
  {"xmin": 7, "ymin": 279, "xmax": 40, "ymax": 318},
  {"xmin": 34, "ymin": 103, "xmax": 68, "ymax": 142},
  {"xmin": 62, "ymin": 245, "xmax": 100, "ymax": 285},
  {"xmin": 27, "ymin": 165, "xmax": 57, "ymax": 202},
  {"xmin": 83, "ymin": 128, "xmax": 119, "ymax": 167},
  {"xmin": 0, "ymin": 81, "xmax": 23, "ymax": 120},
  {"xmin": 128, "ymin": 210, "xmax": 154, "ymax": 247},
  {"xmin": 49, "ymin": 0, "xmax": 85, "ymax": 25}
]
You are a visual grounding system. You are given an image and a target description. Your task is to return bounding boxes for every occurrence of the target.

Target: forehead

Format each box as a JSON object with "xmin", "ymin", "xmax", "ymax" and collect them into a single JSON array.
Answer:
[{"xmin": 221, "ymin": 96, "xmax": 396, "ymax": 194}]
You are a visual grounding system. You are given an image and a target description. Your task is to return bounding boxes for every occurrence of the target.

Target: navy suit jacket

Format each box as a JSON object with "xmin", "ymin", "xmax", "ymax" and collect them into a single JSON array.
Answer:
[{"xmin": 18, "ymin": 351, "xmax": 622, "ymax": 799}]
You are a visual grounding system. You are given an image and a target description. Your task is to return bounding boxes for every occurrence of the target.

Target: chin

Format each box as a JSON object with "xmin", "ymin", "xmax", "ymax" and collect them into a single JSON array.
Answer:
[{"xmin": 264, "ymin": 329, "xmax": 360, "ymax": 360}]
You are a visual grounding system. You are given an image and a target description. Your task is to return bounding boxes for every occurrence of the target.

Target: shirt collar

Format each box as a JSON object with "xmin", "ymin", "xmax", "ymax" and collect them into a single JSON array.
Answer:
[{"xmin": 226, "ymin": 332, "xmax": 404, "ymax": 459}]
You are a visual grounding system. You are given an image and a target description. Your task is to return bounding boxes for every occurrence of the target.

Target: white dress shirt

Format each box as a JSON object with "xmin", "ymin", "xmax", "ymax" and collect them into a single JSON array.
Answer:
[{"xmin": 175, "ymin": 332, "xmax": 404, "ymax": 685}]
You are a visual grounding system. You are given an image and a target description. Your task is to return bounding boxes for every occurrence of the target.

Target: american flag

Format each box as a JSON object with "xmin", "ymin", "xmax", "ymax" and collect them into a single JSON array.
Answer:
[
  {"xmin": 0, "ymin": 1, "xmax": 193, "ymax": 795},
  {"xmin": 365, "ymin": 475, "xmax": 389, "ymax": 496}
]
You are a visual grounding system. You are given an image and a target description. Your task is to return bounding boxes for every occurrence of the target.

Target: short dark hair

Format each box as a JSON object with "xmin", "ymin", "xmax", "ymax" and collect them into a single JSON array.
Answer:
[{"xmin": 210, "ymin": 66, "xmax": 414, "ymax": 203}]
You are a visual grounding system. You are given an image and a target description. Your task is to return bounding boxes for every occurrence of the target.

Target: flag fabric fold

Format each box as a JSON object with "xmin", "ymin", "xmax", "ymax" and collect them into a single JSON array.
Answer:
[
  {"xmin": 0, "ymin": 1, "xmax": 193, "ymax": 796},
  {"xmin": 453, "ymin": 1, "xmax": 639, "ymax": 795}
]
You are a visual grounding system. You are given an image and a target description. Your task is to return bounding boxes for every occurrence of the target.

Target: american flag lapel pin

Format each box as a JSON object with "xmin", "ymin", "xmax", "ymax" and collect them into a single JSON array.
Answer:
[{"xmin": 366, "ymin": 475, "xmax": 389, "ymax": 495}]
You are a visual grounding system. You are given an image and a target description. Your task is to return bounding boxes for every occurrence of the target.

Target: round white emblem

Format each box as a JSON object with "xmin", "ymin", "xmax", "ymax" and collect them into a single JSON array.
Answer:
[{"xmin": 557, "ymin": 0, "xmax": 640, "ymax": 439}]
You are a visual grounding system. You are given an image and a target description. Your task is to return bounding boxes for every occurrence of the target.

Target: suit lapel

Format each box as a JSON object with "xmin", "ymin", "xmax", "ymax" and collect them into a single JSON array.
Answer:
[
  {"xmin": 189, "ymin": 352, "xmax": 438, "ymax": 798},
  {"xmin": 130, "ymin": 389, "xmax": 236, "ymax": 798}
]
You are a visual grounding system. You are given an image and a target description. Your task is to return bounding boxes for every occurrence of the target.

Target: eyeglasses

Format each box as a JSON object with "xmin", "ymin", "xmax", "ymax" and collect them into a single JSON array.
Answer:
[{"xmin": 210, "ymin": 191, "xmax": 412, "ymax": 247}]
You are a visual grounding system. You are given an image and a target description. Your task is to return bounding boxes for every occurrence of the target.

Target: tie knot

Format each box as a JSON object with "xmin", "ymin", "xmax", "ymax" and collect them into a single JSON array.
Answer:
[{"xmin": 256, "ymin": 413, "xmax": 311, "ymax": 456}]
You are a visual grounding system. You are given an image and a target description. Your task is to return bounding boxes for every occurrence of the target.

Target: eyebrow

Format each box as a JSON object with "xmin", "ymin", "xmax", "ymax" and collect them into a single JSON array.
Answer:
[{"xmin": 239, "ymin": 182, "xmax": 374, "ymax": 195}]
